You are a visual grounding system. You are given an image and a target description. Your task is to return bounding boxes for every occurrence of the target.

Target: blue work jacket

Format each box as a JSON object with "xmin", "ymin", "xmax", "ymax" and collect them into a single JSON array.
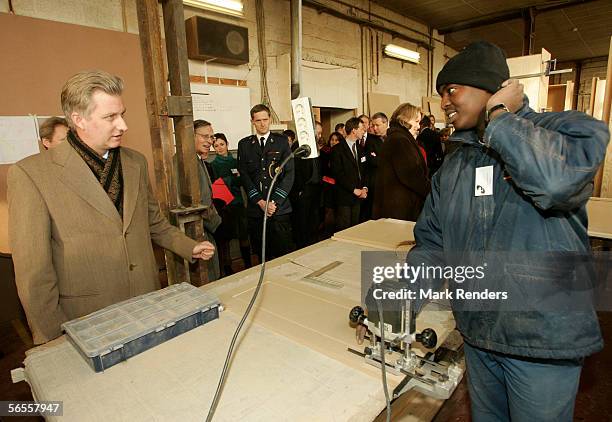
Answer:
[{"xmin": 408, "ymin": 98, "xmax": 609, "ymax": 359}]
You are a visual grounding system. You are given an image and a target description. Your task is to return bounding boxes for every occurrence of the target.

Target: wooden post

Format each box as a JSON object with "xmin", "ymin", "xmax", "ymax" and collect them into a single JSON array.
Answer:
[
  {"xmin": 161, "ymin": 0, "xmax": 210, "ymax": 286},
  {"xmin": 136, "ymin": 0, "xmax": 210, "ymax": 285},
  {"xmin": 136, "ymin": 0, "xmax": 181, "ymax": 285}
]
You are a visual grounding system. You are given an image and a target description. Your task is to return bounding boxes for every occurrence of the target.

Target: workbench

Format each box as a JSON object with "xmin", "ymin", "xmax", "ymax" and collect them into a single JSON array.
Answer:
[{"xmin": 16, "ymin": 219, "xmax": 457, "ymax": 421}]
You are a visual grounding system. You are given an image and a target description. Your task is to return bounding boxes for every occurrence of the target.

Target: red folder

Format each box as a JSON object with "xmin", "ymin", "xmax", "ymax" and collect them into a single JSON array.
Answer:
[
  {"xmin": 212, "ymin": 178, "xmax": 235, "ymax": 205},
  {"xmin": 322, "ymin": 176, "xmax": 336, "ymax": 185}
]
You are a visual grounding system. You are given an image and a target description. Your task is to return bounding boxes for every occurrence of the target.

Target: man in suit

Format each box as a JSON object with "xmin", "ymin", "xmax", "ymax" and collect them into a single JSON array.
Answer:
[
  {"xmin": 334, "ymin": 122, "xmax": 346, "ymax": 138},
  {"xmin": 190, "ymin": 119, "xmax": 221, "ymax": 281},
  {"xmin": 39, "ymin": 116, "xmax": 69, "ymax": 150},
  {"xmin": 331, "ymin": 117, "xmax": 367, "ymax": 231},
  {"xmin": 417, "ymin": 115, "xmax": 444, "ymax": 175},
  {"xmin": 358, "ymin": 115, "xmax": 384, "ymax": 222},
  {"xmin": 370, "ymin": 112, "xmax": 388, "ymax": 139},
  {"xmin": 237, "ymin": 104, "xmax": 295, "ymax": 260},
  {"xmin": 8, "ymin": 70, "xmax": 215, "ymax": 344}
]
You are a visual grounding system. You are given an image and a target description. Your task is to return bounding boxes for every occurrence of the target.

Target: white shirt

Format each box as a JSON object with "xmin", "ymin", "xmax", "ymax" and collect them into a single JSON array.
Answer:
[
  {"xmin": 346, "ymin": 138, "xmax": 357, "ymax": 159},
  {"xmin": 257, "ymin": 131, "xmax": 271, "ymax": 146}
]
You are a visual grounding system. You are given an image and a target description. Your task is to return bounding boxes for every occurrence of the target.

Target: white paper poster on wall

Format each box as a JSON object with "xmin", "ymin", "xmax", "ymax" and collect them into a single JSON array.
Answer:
[
  {"xmin": 190, "ymin": 83, "xmax": 252, "ymax": 150},
  {"xmin": 301, "ymin": 61, "xmax": 359, "ymax": 109},
  {"xmin": 0, "ymin": 116, "xmax": 41, "ymax": 164}
]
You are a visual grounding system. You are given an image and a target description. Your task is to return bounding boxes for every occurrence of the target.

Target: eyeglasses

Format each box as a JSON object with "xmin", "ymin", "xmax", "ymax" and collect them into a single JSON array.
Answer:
[{"xmin": 195, "ymin": 132, "xmax": 214, "ymax": 140}]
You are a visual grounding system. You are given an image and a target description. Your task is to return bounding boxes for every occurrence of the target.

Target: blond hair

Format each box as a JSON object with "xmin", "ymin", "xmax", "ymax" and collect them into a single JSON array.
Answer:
[
  {"xmin": 61, "ymin": 70, "xmax": 123, "ymax": 128},
  {"xmin": 390, "ymin": 103, "xmax": 422, "ymax": 132}
]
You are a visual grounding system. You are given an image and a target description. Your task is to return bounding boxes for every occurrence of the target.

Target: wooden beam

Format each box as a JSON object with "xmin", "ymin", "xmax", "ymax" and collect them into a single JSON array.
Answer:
[
  {"xmin": 161, "ymin": 0, "xmax": 209, "ymax": 285},
  {"xmin": 137, "ymin": 0, "xmax": 209, "ymax": 285},
  {"xmin": 136, "ymin": 0, "xmax": 182, "ymax": 285}
]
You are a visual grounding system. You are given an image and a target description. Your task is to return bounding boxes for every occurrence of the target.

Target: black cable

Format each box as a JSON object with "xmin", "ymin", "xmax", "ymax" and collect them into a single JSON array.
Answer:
[
  {"xmin": 205, "ymin": 150, "xmax": 299, "ymax": 422},
  {"xmin": 376, "ymin": 299, "xmax": 392, "ymax": 422}
]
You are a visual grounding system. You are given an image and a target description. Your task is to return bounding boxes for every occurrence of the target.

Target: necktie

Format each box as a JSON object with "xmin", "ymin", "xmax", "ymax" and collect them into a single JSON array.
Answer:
[
  {"xmin": 260, "ymin": 136, "xmax": 265, "ymax": 149},
  {"xmin": 352, "ymin": 142, "xmax": 361, "ymax": 178}
]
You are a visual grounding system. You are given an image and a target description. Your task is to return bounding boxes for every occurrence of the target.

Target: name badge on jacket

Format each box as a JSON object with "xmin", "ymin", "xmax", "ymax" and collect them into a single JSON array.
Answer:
[{"xmin": 475, "ymin": 166, "xmax": 493, "ymax": 196}]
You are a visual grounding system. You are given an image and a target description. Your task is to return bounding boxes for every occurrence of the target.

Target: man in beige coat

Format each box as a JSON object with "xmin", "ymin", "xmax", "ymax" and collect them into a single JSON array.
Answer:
[{"xmin": 8, "ymin": 70, "xmax": 215, "ymax": 344}]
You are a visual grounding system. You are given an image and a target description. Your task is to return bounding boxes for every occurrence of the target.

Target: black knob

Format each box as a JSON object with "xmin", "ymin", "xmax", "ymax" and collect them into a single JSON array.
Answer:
[
  {"xmin": 416, "ymin": 328, "xmax": 437, "ymax": 349},
  {"xmin": 349, "ymin": 306, "xmax": 365, "ymax": 324}
]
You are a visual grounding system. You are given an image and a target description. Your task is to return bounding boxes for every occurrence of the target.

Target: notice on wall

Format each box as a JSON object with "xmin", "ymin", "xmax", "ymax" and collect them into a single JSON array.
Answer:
[
  {"xmin": 190, "ymin": 83, "xmax": 252, "ymax": 150},
  {"xmin": 0, "ymin": 116, "xmax": 40, "ymax": 164}
]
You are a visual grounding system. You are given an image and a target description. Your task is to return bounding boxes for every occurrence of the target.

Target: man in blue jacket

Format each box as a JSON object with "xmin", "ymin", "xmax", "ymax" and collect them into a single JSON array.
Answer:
[{"xmin": 403, "ymin": 42, "xmax": 607, "ymax": 421}]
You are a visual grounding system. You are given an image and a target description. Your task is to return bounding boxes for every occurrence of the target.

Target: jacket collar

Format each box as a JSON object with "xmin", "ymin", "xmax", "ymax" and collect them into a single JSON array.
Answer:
[{"xmin": 51, "ymin": 141, "xmax": 134, "ymax": 232}]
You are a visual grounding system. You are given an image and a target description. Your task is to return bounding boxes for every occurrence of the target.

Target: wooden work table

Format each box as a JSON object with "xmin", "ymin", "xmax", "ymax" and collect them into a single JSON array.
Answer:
[{"xmin": 17, "ymin": 219, "xmax": 456, "ymax": 421}]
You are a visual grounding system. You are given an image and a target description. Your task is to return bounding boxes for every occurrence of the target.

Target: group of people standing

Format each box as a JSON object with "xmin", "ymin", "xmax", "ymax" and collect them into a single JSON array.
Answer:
[
  {"xmin": 34, "ymin": 91, "xmax": 466, "ymax": 286},
  {"xmin": 15, "ymin": 40, "xmax": 609, "ymax": 422},
  {"xmin": 193, "ymin": 102, "xmax": 457, "ymax": 282}
]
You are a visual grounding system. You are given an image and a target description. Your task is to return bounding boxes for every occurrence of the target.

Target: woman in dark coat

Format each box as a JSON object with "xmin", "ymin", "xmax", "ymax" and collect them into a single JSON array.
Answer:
[{"xmin": 373, "ymin": 103, "xmax": 431, "ymax": 222}]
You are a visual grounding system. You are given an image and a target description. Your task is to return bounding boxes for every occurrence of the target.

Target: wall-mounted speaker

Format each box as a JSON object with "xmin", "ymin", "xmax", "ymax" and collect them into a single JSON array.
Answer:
[{"xmin": 185, "ymin": 16, "xmax": 249, "ymax": 66}]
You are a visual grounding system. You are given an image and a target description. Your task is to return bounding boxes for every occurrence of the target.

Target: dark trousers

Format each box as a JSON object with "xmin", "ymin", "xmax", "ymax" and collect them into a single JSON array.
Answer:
[
  {"xmin": 464, "ymin": 342, "xmax": 582, "ymax": 422},
  {"xmin": 248, "ymin": 213, "xmax": 295, "ymax": 261},
  {"xmin": 335, "ymin": 203, "xmax": 361, "ymax": 232},
  {"xmin": 359, "ymin": 194, "xmax": 373, "ymax": 223},
  {"xmin": 291, "ymin": 185, "xmax": 321, "ymax": 249}
]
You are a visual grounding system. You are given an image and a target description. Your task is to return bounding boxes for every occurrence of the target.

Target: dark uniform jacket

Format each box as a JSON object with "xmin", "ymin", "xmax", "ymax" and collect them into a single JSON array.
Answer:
[
  {"xmin": 331, "ymin": 139, "xmax": 365, "ymax": 206},
  {"xmin": 237, "ymin": 133, "xmax": 294, "ymax": 217},
  {"xmin": 363, "ymin": 133, "xmax": 384, "ymax": 211},
  {"xmin": 418, "ymin": 127, "xmax": 444, "ymax": 175}
]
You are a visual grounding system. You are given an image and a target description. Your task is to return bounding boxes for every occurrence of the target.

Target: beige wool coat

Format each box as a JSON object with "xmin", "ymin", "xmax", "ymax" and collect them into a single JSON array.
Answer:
[{"xmin": 8, "ymin": 142, "xmax": 197, "ymax": 344}]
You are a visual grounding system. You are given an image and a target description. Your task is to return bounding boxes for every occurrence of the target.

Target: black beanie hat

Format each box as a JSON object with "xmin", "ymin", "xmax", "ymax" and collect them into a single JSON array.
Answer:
[{"xmin": 436, "ymin": 41, "xmax": 510, "ymax": 95}]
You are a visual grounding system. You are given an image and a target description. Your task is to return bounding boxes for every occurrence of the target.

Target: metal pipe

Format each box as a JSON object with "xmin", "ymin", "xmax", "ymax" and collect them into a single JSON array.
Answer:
[
  {"xmin": 572, "ymin": 60, "xmax": 582, "ymax": 110},
  {"xmin": 303, "ymin": 0, "xmax": 432, "ymax": 51},
  {"xmin": 323, "ymin": 0, "xmax": 443, "ymax": 46},
  {"xmin": 290, "ymin": 0, "xmax": 302, "ymax": 99}
]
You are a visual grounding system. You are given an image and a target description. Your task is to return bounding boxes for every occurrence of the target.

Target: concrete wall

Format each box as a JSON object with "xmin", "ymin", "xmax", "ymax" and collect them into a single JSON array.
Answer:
[{"xmin": 2, "ymin": 0, "xmax": 452, "ymax": 119}]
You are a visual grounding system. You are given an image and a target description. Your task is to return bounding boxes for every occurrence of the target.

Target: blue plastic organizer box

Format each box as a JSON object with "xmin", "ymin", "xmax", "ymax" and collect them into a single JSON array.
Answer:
[{"xmin": 62, "ymin": 283, "xmax": 221, "ymax": 372}]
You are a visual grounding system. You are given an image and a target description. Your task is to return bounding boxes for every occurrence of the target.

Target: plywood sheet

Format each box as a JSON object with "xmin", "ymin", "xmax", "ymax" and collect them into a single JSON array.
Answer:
[
  {"xmin": 332, "ymin": 218, "xmax": 417, "ymax": 251},
  {"xmin": 565, "ymin": 80, "xmax": 575, "ymax": 110},
  {"xmin": 593, "ymin": 78, "xmax": 607, "ymax": 121},
  {"xmin": 600, "ymin": 135, "xmax": 612, "ymax": 198},
  {"xmin": 587, "ymin": 197, "xmax": 612, "ymax": 239},
  {"xmin": 547, "ymin": 85, "xmax": 566, "ymax": 112},
  {"xmin": 507, "ymin": 49, "xmax": 550, "ymax": 112},
  {"xmin": 368, "ymin": 92, "xmax": 400, "ymax": 119},
  {"xmin": 24, "ymin": 313, "xmax": 386, "ymax": 422}
]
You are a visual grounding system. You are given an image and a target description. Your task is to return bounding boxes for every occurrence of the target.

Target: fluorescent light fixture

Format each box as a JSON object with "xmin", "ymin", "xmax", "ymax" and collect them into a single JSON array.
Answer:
[
  {"xmin": 183, "ymin": 0, "xmax": 244, "ymax": 17},
  {"xmin": 384, "ymin": 44, "xmax": 420, "ymax": 64}
]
